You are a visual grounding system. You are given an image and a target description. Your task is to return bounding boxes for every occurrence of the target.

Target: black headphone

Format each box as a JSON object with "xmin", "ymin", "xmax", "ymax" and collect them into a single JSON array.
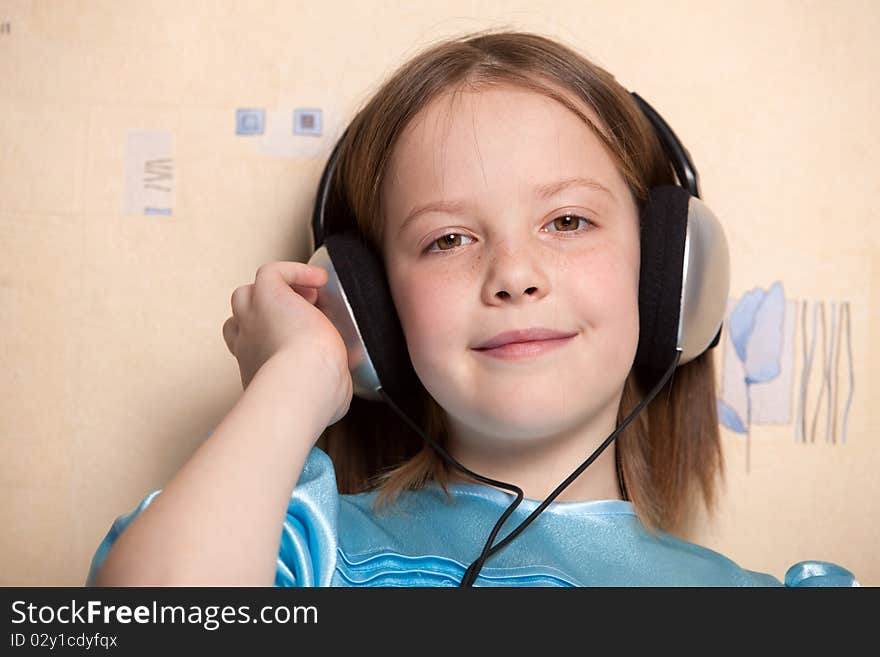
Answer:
[{"xmin": 306, "ymin": 91, "xmax": 730, "ymax": 586}]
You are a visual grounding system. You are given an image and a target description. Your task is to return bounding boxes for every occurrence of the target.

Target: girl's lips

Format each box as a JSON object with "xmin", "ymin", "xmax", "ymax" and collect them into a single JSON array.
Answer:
[{"xmin": 472, "ymin": 334, "xmax": 576, "ymax": 360}]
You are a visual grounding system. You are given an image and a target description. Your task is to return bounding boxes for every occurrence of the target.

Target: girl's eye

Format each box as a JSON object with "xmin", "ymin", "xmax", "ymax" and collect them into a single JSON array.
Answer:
[
  {"xmin": 543, "ymin": 214, "xmax": 593, "ymax": 234},
  {"xmin": 424, "ymin": 232, "xmax": 475, "ymax": 253},
  {"xmin": 423, "ymin": 214, "xmax": 593, "ymax": 254}
]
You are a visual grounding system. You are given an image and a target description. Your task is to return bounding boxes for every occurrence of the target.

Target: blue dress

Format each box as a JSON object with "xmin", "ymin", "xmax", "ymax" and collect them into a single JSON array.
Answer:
[{"xmin": 86, "ymin": 446, "xmax": 859, "ymax": 587}]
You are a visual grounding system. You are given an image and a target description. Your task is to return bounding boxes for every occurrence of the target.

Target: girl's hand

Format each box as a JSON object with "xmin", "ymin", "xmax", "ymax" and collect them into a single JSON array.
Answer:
[{"xmin": 222, "ymin": 262, "xmax": 352, "ymax": 423}]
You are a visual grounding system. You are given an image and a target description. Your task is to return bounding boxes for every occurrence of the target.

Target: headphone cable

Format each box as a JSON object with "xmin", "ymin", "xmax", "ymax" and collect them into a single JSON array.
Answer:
[
  {"xmin": 459, "ymin": 351, "xmax": 681, "ymax": 586},
  {"xmin": 380, "ymin": 350, "xmax": 681, "ymax": 587}
]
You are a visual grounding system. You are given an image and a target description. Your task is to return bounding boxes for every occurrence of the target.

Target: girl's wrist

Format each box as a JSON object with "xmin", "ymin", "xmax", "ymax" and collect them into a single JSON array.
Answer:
[{"xmin": 257, "ymin": 346, "xmax": 346, "ymax": 432}]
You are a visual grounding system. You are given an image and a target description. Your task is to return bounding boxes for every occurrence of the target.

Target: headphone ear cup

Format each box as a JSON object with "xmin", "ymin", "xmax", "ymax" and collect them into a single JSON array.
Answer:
[
  {"xmin": 635, "ymin": 185, "xmax": 689, "ymax": 390},
  {"xmin": 635, "ymin": 185, "xmax": 730, "ymax": 391},
  {"xmin": 310, "ymin": 230, "xmax": 426, "ymax": 415}
]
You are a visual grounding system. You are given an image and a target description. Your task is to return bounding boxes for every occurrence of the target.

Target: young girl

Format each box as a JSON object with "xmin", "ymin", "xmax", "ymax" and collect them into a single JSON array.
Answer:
[{"xmin": 86, "ymin": 30, "xmax": 858, "ymax": 587}]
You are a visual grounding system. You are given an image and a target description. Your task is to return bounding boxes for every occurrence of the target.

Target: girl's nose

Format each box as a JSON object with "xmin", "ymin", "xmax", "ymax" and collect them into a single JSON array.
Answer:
[
  {"xmin": 495, "ymin": 285, "xmax": 539, "ymax": 301},
  {"xmin": 482, "ymin": 242, "xmax": 550, "ymax": 304}
]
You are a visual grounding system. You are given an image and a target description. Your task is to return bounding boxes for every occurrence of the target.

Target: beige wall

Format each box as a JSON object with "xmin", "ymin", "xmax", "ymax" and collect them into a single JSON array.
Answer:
[{"xmin": 1, "ymin": 0, "xmax": 877, "ymax": 586}]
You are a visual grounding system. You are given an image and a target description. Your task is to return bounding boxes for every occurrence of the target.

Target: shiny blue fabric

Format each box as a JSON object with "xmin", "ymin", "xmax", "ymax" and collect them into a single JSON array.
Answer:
[{"xmin": 86, "ymin": 446, "xmax": 859, "ymax": 587}]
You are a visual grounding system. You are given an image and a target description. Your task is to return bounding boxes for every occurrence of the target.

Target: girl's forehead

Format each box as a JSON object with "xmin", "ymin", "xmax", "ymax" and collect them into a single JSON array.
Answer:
[
  {"xmin": 382, "ymin": 83, "xmax": 623, "ymax": 208},
  {"xmin": 395, "ymin": 83, "xmax": 609, "ymax": 155}
]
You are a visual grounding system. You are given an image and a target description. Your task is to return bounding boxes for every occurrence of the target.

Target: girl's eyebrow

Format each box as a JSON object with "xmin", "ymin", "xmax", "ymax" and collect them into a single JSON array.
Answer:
[{"xmin": 398, "ymin": 175, "xmax": 615, "ymax": 235}]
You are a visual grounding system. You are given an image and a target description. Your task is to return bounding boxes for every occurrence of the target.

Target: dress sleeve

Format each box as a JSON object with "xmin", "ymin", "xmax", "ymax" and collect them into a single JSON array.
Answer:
[
  {"xmin": 274, "ymin": 446, "xmax": 340, "ymax": 587},
  {"xmin": 85, "ymin": 446, "xmax": 341, "ymax": 587},
  {"xmin": 85, "ymin": 489, "xmax": 162, "ymax": 586},
  {"xmin": 784, "ymin": 561, "xmax": 860, "ymax": 587}
]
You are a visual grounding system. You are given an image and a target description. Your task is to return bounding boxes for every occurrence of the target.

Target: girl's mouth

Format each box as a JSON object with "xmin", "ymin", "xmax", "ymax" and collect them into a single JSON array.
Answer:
[{"xmin": 472, "ymin": 334, "xmax": 576, "ymax": 360}]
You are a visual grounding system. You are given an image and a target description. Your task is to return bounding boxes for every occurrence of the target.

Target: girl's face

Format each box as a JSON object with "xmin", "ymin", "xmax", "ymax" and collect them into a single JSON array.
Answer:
[{"xmin": 380, "ymin": 83, "xmax": 641, "ymax": 452}]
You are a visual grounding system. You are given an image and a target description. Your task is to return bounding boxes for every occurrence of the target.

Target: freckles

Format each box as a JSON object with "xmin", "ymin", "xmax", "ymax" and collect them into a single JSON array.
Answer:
[{"xmin": 469, "ymin": 253, "xmax": 481, "ymax": 274}]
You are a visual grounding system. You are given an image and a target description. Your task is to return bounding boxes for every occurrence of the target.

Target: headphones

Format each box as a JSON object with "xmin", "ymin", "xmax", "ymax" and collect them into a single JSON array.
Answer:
[
  {"xmin": 306, "ymin": 90, "xmax": 730, "ymax": 586},
  {"xmin": 307, "ymin": 91, "xmax": 729, "ymax": 409}
]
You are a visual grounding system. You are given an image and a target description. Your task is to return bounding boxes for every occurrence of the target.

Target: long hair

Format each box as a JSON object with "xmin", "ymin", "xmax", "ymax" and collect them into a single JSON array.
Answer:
[{"xmin": 315, "ymin": 29, "xmax": 724, "ymax": 537}]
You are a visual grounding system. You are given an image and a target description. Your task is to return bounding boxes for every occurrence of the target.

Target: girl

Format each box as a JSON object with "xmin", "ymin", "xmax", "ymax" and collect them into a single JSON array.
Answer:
[{"xmin": 87, "ymin": 30, "xmax": 858, "ymax": 587}]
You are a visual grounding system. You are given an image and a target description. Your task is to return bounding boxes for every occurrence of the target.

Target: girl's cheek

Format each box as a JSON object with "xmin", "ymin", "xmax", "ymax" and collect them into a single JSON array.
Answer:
[
  {"xmin": 392, "ymin": 270, "xmax": 455, "ymax": 331},
  {"xmin": 408, "ymin": 271, "xmax": 462, "ymax": 317}
]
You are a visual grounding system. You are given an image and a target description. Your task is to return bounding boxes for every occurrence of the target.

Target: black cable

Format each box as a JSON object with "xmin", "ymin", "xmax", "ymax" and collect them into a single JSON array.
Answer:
[
  {"xmin": 378, "ymin": 391, "xmax": 525, "ymax": 525},
  {"xmin": 458, "ymin": 351, "xmax": 682, "ymax": 586},
  {"xmin": 380, "ymin": 350, "xmax": 682, "ymax": 587}
]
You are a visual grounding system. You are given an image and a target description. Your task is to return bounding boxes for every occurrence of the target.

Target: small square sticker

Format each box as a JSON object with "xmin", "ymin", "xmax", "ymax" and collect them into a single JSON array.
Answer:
[
  {"xmin": 294, "ymin": 109, "xmax": 322, "ymax": 136},
  {"xmin": 236, "ymin": 109, "xmax": 265, "ymax": 135}
]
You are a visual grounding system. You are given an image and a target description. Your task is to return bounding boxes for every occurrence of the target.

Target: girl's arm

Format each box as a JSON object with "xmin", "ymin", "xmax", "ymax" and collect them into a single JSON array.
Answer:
[{"xmin": 90, "ymin": 347, "xmax": 336, "ymax": 586}]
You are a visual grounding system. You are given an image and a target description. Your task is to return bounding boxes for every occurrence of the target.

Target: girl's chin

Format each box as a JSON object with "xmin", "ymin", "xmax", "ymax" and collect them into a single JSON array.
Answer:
[{"xmin": 448, "ymin": 412, "xmax": 579, "ymax": 443}]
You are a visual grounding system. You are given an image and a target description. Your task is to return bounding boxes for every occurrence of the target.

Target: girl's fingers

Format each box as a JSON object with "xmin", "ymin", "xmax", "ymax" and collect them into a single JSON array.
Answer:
[
  {"xmin": 230, "ymin": 285, "xmax": 252, "ymax": 316},
  {"xmin": 222, "ymin": 316, "xmax": 238, "ymax": 354},
  {"xmin": 255, "ymin": 262, "xmax": 327, "ymax": 289},
  {"xmin": 293, "ymin": 285, "xmax": 319, "ymax": 305}
]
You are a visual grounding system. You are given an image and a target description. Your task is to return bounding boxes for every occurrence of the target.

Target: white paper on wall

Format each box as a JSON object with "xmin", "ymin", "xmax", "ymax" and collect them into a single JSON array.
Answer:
[{"xmin": 125, "ymin": 130, "xmax": 174, "ymax": 216}]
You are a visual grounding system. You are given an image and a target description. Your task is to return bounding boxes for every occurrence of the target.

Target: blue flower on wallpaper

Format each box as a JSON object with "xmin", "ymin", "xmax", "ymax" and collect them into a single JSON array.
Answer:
[
  {"xmin": 717, "ymin": 398, "xmax": 747, "ymax": 433},
  {"xmin": 717, "ymin": 282, "xmax": 786, "ymax": 443}
]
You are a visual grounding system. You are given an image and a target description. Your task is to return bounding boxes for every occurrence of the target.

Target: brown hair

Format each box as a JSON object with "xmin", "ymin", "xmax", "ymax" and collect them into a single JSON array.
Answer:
[{"xmin": 315, "ymin": 29, "xmax": 724, "ymax": 538}]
